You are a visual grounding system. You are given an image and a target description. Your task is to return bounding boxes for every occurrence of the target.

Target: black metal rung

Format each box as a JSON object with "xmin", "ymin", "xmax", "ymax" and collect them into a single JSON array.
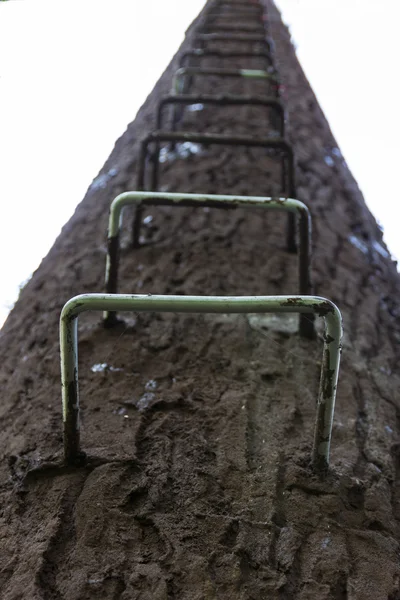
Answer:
[
  {"xmin": 156, "ymin": 93, "xmax": 286, "ymax": 137},
  {"xmin": 180, "ymin": 48, "xmax": 275, "ymax": 71},
  {"xmin": 135, "ymin": 130, "xmax": 296, "ymax": 253}
]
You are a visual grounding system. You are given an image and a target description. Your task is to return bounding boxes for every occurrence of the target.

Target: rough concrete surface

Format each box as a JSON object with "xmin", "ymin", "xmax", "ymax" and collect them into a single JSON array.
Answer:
[{"xmin": 1, "ymin": 2, "xmax": 400, "ymax": 598}]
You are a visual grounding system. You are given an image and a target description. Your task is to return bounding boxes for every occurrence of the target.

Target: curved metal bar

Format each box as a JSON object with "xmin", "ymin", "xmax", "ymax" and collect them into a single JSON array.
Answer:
[
  {"xmin": 199, "ymin": 24, "xmax": 265, "ymax": 34},
  {"xmin": 156, "ymin": 93, "xmax": 285, "ymax": 136},
  {"xmin": 195, "ymin": 32, "xmax": 273, "ymax": 53},
  {"xmin": 172, "ymin": 66, "xmax": 278, "ymax": 95},
  {"xmin": 105, "ymin": 191, "xmax": 312, "ymax": 337},
  {"xmin": 135, "ymin": 130, "xmax": 296, "ymax": 253},
  {"xmin": 179, "ymin": 49, "xmax": 275, "ymax": 71},
  {"xmin": 203, "ymin": 11, "xmax": 264, "ymax": 23},
  {"xmin": 60, "ymin": 293, "xmax": 342, "ymax": 471},
  {"xmin": 170, "ymin": 67, "xmax": 279, "ymax": 132},
  {"xmin": 211, "ymin": 1, "xmax": 263, "ymax": 8},
  {"xmin": 211, "ymin": 0, "xmax": 263, "ymax": 11},
  {"xmin": 177, "ymin": 52, "xmax": 277, "ymax": 113},
  {"xmin": 138, "ymin": 130, "xmax": 293, "ymax": 193}
]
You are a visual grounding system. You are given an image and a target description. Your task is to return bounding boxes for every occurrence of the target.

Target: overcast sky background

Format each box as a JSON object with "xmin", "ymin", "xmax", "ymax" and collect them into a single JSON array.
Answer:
[{"xmin": 0, "ymin": 0, "xmax": 398, "ymax": 328}]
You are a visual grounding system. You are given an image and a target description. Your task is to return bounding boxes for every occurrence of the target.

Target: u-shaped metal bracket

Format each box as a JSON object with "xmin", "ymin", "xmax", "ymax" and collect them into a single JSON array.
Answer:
[
  {"xmin": 194, "ymin": 32, "xmax": 273, "ymax": 54},
  {"xmin": 172, "ymin": 66, "xmax": 278, "ymax": 96},
  {"xmin": 135, "ymin": 131, "xmax": 296, "ymax": 252},
  {"xmin": 157, "ymin": 93, "xmax": 285, "ymax": 136},
  {"xmin": 60, "ymin": 293, "xmax": 342, "ymax": 472},
  {"xmin": 105, "ymin": 191, "xmax": 312, "ymax": 337},
  {"xmin": 179, "ymin": 48, "xmax": 275, "ymax": 71},
  {"xmin": 209, "ymin": 1, "xmax": 264, "ymax": 14}
]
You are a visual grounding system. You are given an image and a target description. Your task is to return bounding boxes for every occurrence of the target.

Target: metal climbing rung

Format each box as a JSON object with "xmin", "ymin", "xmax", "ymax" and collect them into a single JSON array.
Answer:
[
  {"xmin": 156, "ymin": 93, "xmax": 285, "ymax": 137},
  {"xmin": 104, "ymin": 191, "xmax": 312, "ymax": 337},
  {"xmin": 135, "ymin": 130, "xmax": 296, "ymax": 252},
  {"xmin": 208, "ymin": 7, "xmax": 263, "ymax": 14},
  {"xmin": 172, "ymin": 67, "xmax": 279, "ymax": 97},
  {"xmin": 215, "ymin": 0, "xmax": 262, "ymax": 3},
  {"xmin": 203, "ymin": 11, "xmax": 264, "ymax": 23},
  {"xmin": 211, "ymin": 0, "xmax": 263, "ymax": 10},
  {"xmin": 199, "ymin": 23, "xmax": 265, "ymax": 34},
  {"xmin": 60, "ymin": 293, "xmax": 342, "ymax": 472},
  {"xmin": 179, "ymin": 49, "xmax": 275, "ymax": 71},
  {"xmin": 170, "ymin": 69, "xmax": 280, "ymax": 129},
  {"xmin": 195, "ymin": 33, "xmax": 273, "ymax": 54},
  {"xmin": 170, "ymin": 69, "xmax": 280, "ymax": 132}
]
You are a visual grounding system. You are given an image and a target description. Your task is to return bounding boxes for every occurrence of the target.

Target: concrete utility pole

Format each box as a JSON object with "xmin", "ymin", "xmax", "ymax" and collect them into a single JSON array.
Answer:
[{"xmin": 1, "ymin": 2, "xmax": 400, "ymax": 598}]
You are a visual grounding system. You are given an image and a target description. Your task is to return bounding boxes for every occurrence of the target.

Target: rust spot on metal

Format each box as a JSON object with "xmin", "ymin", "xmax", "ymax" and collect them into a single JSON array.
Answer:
[
  {"xmin": 320, "ymin": 347, "xmax": 334, "ymax": 414},
  {"xmin": 324, "ymin": 333, "xmax": 335, "ymax": 344},
  {"xmin": 280, "ymin": 297, "xmax": 303, "ymax": 307},
  {"xmin": 312, "ymin": 301, "xmax": 335, "ymax": 317},
  {"xmin": 323, "ymin": 368, "xmax": 335, "ymax": 400}
]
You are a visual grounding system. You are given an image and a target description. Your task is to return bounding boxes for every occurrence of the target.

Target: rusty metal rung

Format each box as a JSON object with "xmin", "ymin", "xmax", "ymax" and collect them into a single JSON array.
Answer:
[
  {"xmin": 134, "ymin": 130, "xmax": 296, "ymax": 254},
  {"xmin": 212, "ymin": 0, "xmax": 263, "ymax": 9},
  {"xmin": 203, "ymin": 11, "xmax": 264, "ymax": 22},
  {"xmin": 172, "ymin": 66, "xmax": 280, "ymax": 98},
  {"xmin": 199, "ymin": 24, "xmax": 265, "ymax": 34},
  {"xmin": 195, "ymin": 32, "xmax": 273, "ymax": 54},
  {"xmin": 179, "ymin": 49, "xmax": 275, "ymax": 72},
  {"xmin": 156, "ymin": 93, "xmax": 286, "ymax": 137},
  {"xmin": 137, "ymin": 130, "xmax": 294, "ymax": 193}
]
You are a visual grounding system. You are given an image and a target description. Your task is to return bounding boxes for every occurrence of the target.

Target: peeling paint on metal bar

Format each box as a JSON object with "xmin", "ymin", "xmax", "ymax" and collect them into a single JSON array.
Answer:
[
  {"xmin": 104, "ymin": 191, "xmax": 312, "ymax": 337},
  {"xmin": 60, "ymin": 294, "xmax": 342, "ymax": 471}
]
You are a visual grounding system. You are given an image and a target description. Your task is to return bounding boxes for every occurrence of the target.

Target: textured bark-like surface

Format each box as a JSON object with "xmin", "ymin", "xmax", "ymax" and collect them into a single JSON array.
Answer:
[{"xmin": 1, "ymin": 2, "xmax": 400, "ymax": 598}]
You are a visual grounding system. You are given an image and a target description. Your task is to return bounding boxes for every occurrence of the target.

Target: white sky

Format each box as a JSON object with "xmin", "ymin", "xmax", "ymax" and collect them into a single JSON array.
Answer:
[
  {"xmin": 276, "ymin": 0, "xmax": 400, "ymax": 252},
  {"xmin": 0, "ymin": 0, "xmax": 399, "ymax": 328}
]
